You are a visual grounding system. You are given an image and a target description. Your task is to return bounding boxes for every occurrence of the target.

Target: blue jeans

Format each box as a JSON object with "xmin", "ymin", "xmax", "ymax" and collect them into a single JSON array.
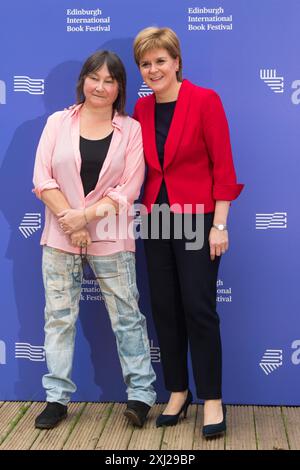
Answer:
[{"xmin": 42, "ymin": 246, "xmax": 156, "ymax": 406}]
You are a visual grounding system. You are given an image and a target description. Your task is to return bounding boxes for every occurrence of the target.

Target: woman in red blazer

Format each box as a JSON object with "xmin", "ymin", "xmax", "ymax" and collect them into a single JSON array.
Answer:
[{"xmin": 133, "ymin": 27, "xmax": 244, "ymax": 437}]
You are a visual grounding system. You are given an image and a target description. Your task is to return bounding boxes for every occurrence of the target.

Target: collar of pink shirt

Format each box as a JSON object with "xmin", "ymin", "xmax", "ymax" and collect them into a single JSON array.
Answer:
[{"xmin": 69, "ymin": 103, "xmax": 123, "ymax": 131}]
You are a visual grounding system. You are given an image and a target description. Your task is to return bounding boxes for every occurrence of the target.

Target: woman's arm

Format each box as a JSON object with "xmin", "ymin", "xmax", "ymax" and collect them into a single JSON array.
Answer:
[
  {"xmin": 202, "ymin": 91, "xmax": 243, "ymax": 260},
  {"xmin": 41, "ymin": 188, "xmax": 71, "ymax": 216},
  {"xmin": 209, "ymin": 200, "xmax": 230, "ymax": 261},
  {"xmin": 41, "ymin": 188, "xmax": 91, "ymax": 246},
  {"xmin": 56, "ymin": 196, "xmax": 118, "ymax": 234},
  {"xmin": 202, "ymin": 90, "xmax": 244, "ymax": 201},
  {"xmin": 85, "ymin": 196, "xmax": 119, "ymax": 221},
  {"xmin": 213, "ymin": 200, "xmax": 230, "ymax": 228},
  {"xmin": 33, "ymin": 113, "xmax": 62, "ymax": 199}
]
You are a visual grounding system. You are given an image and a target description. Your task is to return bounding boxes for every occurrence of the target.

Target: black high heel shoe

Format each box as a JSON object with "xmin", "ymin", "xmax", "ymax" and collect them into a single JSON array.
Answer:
[
  {"xmin": 202, "ymin": 404, "xmax": 227, "ymax": 438},
  {"xmin": 156, "ymin": 390, "xmax": 193, "ymax": 427}
]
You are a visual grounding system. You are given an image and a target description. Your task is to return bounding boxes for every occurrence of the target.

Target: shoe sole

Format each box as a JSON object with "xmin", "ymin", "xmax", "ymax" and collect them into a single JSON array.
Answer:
[
  {"xmin": 156, "ymin": 422, "xmax": 177, "ymax": 428},
  {"xmin": 35, "ymin": 413, "xmax": 68, "ymax": 430},
  {"xmin": 123, "ymin": 409, "xmax": 143, "ymax": 427},
  {"xmin": 203, "ymin": 430, "xmax": 226, "ymax": 438}
]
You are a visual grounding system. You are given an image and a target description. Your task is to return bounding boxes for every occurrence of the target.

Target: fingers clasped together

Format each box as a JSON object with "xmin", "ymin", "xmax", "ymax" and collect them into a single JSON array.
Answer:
[
  {"xmin": 57, "ymin": 209, "xmax": 86, "ymax": 235},
  {"xmin": 56, "ymin": 209, "xmax": 91, "ymax": 248}
]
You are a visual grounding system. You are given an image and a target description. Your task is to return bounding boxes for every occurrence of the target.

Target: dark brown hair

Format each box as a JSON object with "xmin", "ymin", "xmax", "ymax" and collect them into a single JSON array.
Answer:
[{"xmin": 76, "ymin": 50, "xmax": 126, "ymax": 115}]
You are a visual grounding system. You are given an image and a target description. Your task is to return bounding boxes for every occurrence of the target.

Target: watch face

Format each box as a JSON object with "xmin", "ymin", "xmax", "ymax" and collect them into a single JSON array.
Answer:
[{"xmin": 214, "ymin": 224, "xmax": 226, "ymax": 230}]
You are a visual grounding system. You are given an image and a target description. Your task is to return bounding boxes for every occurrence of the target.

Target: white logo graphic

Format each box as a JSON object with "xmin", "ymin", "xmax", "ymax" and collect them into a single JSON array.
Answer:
[
  {"xmin": 260, "ymin": 69, "xmax": 284, "ymax": 93},
  {"xmin": 291, "ymin": 80, "xmax": 300, "ymax": 105},
  {"xmin": 138, "ymin": 82, "xmax": 153, "ymax": 98},
  {"xmin": 259, "ymin": 349, "xmax": 283, "ymax": 375},
  {"xmin": 255, "ymin": 212, "xmax": 287, "ymax": 230},
  {"xmin": 291, "ymin": 340, "xmax": 300, "ymax": 365},
  {"xmin": 150, "ymin": 340, "xmax": 160, "ymax": 363},
  {"xmin": 14, "ymin": 76, "xmax": 44, "ymax": 95},
  {"xmin": 19, "ymin": 213, "xmax": 41, "ymax": 238},
  {"xmin": 0, "ymin": 80, "xmax": 6, "ymax": 104},
  {"xmin": 0, "ymin": 340, "xmax": 6, "ymax": 365},
  {"xmin": 15, "ymin": 343, "xmax": 45, "ymax": 361}
]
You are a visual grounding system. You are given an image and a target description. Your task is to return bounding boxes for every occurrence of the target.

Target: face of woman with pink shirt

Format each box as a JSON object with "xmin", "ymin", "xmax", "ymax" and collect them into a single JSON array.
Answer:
[
  {"xmin": 76, "ymin": 51, "xmax": 127, "ymax": 115},
  {"xmin": 83, "ymin": 63, "xmax": 119, "ymax": 110}
]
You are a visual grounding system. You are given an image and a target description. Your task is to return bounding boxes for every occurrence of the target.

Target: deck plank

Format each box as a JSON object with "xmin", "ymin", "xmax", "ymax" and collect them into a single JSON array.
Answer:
[
  {"xmin": 0, "ymin": 402, "xmax": 44, "ymax": 450},
  {"xmin": 0, "ymin": 402, "xmax": 31, "ymax": 446},
  {"xmin": 95, "ymin": 403, "xmax": 133, "ymax": 450},
  {"xmin": 254, "ymin": 406, "xmax": 289, "ymax": 450},
  {"xmin": 282, "ymin": 407, "xmax": 300, "ymax": 450},
  {"xmin": 63, "ymin": 402, "xmax": 112, "ymax": 450},
  {"xmin": 226, "ymin": 406, "xmax": 257, "ymax": 450}
]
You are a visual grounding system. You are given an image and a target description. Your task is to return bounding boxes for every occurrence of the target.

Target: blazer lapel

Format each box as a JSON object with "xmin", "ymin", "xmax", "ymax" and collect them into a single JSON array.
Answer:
[
  {"xmin": 143, "ymin": 94, "xmax": 162, "ymax": 172},
  {"xmin": 163, "ymin": 80, "xmax": 192, "ymax": 170}
]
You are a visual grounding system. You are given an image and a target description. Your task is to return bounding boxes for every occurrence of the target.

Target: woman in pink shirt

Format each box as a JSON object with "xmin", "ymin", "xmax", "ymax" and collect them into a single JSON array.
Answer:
[{"xmin": 33, "ymin": 50, "xmax": 156, "ymax": 430}]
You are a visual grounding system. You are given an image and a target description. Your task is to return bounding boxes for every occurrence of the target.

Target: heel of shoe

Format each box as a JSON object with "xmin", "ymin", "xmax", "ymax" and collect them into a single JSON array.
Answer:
[
  {"xmin": 182, "ymin": 390, "xmax": 193, "ymax": 418},
  {"xmin": 156, "ymin": 389, "xmax": 193, "ymax": 427}
]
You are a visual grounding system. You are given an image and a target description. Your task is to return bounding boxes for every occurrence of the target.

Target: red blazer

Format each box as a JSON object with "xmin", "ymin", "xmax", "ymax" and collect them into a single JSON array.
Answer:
[{"xmin": 133, "ymin": 79, "xmax": 244, "ymax": 213}]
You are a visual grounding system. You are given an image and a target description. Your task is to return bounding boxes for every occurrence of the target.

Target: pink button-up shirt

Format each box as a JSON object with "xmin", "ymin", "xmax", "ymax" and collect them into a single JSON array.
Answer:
[{"xmin": 33, "ymin": 105, "xmax": 145, "ymax": 255}]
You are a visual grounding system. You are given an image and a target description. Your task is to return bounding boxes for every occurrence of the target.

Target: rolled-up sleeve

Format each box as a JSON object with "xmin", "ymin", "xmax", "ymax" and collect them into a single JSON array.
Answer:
[
  {"xmin": 103, "ymin": 122, "xmax": 145, "ymax": 211},
  {"xmin": 202, "ymin": 90, "xmax": 244, "ymax": 201},
  {"xmin": 32, "ymin": 114, "xmax": 60, "ymax": 199}
]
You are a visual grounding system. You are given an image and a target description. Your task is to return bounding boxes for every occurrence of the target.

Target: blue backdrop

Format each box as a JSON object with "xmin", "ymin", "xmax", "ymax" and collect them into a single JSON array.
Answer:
[{"xmin": 0, "ymin": 0, "xmax": 299, "ymax": 405}]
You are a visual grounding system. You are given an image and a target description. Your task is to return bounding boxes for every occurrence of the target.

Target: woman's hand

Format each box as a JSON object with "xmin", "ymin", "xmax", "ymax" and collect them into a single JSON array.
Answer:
[
  {"xmin": 209, "ymin": 227, "xmax": 229, "ymax": 261},
  {"xmin": 58, "ymin": 209, "xmax": 86, "ymax": 234},
  {"xmin": 70, "ymin": 228, "xmax": 92, "ymax": 247}
]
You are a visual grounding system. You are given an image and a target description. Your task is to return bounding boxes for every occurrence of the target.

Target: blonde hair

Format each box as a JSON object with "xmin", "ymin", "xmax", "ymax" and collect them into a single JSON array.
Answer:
[{"xmin": 133, "ymin": 27, "xmax": 182, "ymax": 81}]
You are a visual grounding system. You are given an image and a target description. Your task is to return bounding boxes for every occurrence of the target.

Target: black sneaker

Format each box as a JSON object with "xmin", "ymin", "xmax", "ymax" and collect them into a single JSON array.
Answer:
[
  {"xmin": 123, "ymin": 400, "xmax": 151, "ymax": 428},
  {"xmin": 35, "ymin": 402, "xmax": 68, "ymax": 429}
]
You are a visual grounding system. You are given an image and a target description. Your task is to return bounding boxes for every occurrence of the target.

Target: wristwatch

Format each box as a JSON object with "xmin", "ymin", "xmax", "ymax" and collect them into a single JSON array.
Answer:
[{"xmin": 213, "ymin": 223, "xmax": 227, "ymax": 231}]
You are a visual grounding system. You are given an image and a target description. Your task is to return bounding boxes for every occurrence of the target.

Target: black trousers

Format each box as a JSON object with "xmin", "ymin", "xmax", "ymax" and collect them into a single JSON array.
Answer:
[{"xmin": 143, "ymin": 212, "xmax": 222, "ymax": 399}]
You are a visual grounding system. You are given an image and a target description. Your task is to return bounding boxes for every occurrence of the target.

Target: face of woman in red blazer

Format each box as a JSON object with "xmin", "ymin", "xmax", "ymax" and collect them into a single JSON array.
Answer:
[{"xmin": 139, "ymin": 48, "xmax": 180, "ymax": 98}]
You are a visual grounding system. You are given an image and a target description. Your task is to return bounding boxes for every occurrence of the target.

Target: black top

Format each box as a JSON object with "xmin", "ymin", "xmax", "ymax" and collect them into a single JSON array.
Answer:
[
  {"xmin": 80, "ymin": 132, "xmax": 113, "ymax": 196},
  {"xmin": 154, "ymin": 100, "xmax": 176, "ymax": 205}
]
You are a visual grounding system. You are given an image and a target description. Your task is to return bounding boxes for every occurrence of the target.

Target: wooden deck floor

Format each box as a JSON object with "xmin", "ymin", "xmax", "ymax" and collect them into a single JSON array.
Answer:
[{"xmin": 0, "ymin": 402, "xmax": 299, "ymax": 450}]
